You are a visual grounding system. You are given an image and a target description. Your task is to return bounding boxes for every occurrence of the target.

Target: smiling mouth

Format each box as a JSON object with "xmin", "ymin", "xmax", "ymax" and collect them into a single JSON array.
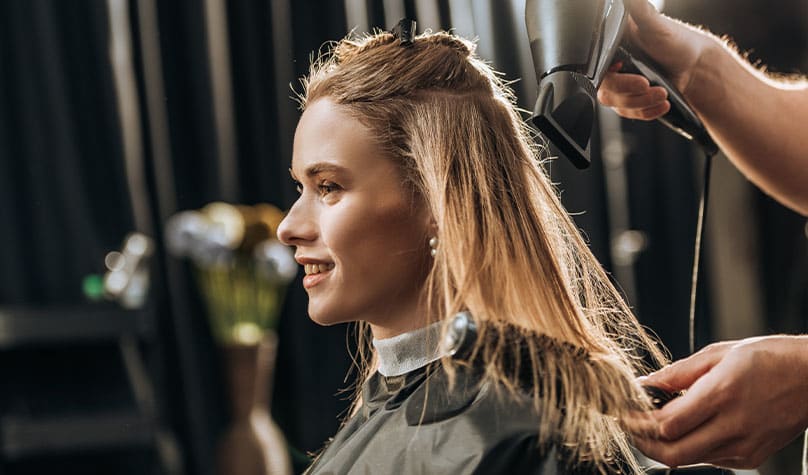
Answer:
[
  {"xmin": 304, "ymin": 263, "xmax": 335, "ymax": 275},
  {"xmin": 302, "ymin": 263, "xmax": 334, "ymax": 290}
]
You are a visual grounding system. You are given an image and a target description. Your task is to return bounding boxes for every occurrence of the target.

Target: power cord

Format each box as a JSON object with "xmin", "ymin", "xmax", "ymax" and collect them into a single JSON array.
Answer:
[{"xmin": 688, "ymin": 149, "xmax": 715, "ymax": 354}]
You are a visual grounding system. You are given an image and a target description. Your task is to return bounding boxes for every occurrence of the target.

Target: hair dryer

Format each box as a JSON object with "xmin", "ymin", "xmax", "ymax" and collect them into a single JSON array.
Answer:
[{"xmin": 526, "ymin": 0, "xmax": 718, "ymax": 168}]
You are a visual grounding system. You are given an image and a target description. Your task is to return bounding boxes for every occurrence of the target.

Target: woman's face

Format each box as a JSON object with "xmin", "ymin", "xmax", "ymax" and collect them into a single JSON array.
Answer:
[{"xmin": 277, "ymin": 98, "xmax": 433, "ymax": 338}]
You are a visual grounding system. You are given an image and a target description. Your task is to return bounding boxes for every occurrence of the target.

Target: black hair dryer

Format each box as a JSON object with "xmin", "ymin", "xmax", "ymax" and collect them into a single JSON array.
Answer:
[{"xmin": 526, "ymin": 0, "xmax": 718, "ymax": 168}]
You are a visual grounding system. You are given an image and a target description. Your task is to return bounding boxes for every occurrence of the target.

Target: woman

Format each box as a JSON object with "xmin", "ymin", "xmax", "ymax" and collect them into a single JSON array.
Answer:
[{"xmin": 277, "ymin": 24, "xmax": 667, "ymax": 474}]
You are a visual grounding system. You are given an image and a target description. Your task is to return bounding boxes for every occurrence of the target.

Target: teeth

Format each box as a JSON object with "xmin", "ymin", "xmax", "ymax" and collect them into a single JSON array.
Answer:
[{"xmin": 304, "ymin": 263, "xmax": 334, "ymax": 275}]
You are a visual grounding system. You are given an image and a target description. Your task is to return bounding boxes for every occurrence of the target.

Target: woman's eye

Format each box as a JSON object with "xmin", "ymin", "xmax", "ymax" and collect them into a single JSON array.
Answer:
[
  {"xmin": 318, "ymin": 181, "xmax": 341, "ymax": 195},
  {"xmin": 292, "ymin": 179, "xmax": 303, "ymax": 194},
  {"xmin": 291, "ymin": 178, "xmax": 341, "ymax": 197}
]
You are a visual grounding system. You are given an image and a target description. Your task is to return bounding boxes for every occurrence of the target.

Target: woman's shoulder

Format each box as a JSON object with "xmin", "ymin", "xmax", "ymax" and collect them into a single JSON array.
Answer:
[
  {"xmin": 400, "ymin": 361, "xmax": 538, "ymax": 429},
  {"xmin": 380, "ymin": 363, "xmax": 600, "ymax": 474}
]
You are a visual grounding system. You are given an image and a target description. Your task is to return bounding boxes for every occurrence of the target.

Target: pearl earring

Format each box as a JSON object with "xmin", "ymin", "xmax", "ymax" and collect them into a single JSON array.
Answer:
[{"xmin": 429, "ymin": 237, "xmax": 439, "ymax": 257}]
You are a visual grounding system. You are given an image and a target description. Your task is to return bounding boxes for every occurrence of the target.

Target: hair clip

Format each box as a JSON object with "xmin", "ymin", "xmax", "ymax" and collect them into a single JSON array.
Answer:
[{"xmin": 391, "ymin": 18, "xmax": 416, "ymax": 46}]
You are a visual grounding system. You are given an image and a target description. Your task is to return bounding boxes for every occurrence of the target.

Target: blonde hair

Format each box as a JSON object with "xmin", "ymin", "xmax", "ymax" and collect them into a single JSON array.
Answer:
[{"xmin": 298, "ymin": 30, "xmax": 667, "ymax": 473}]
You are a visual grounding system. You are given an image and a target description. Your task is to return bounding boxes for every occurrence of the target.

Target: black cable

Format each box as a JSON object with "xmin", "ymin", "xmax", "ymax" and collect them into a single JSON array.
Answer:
[{"xmin": 688, "ymin": 149, "xmax": 715, "ymax": 354}]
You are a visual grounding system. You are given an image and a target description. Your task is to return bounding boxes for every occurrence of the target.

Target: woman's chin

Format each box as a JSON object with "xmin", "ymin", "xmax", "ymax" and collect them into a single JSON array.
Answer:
[
  {"xmin": 307, "ymin": 306, "xmax": 350, "ymax": 327},
  {"xmin": 308, "ymin": 315, "xmax": 332, "ymax": 326}
]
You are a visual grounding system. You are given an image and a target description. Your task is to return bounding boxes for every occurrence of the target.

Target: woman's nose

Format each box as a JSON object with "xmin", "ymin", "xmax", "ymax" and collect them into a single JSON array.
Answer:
[{"xmin": 276, "ymin": 200, "xmax": 317, "ymax": 246}]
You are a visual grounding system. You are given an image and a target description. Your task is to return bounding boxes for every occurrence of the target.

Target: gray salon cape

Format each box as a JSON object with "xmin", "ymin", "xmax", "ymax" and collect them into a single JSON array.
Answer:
[
  {"xmin": 304, "ymin": 360, "xmax": 597, "ymax": 474},
  {"xmin": 304, "ymin": 316, "xmax": 741, "ymax": 474}
]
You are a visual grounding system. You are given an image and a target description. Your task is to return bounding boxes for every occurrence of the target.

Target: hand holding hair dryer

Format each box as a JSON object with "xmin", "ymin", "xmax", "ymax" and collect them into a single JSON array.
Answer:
[{"xmin": 526, "ymin": 0, "xmax": 718, "ymax": 168}]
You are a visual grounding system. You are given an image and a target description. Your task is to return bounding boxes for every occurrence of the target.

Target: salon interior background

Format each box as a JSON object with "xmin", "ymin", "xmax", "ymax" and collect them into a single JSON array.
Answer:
[{"xmin": 0, "ymin": 0, "xmax": 806, "ymax": 474}]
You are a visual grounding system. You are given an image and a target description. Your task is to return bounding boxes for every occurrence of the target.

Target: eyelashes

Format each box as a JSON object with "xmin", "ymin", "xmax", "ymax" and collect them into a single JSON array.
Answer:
[
  {"xmin": 317, "ymin": 181, "xmax": 340, "ymax": 195},
  {"xmin": 292, "ymin": 178, "xmax": 341, "ymax": 197}
]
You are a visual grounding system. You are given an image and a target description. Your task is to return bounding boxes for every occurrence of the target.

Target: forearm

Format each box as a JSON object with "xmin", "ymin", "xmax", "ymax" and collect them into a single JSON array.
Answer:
[
  {"xmin": 792, "ymin": 335, "xmax": 808, "ymax": 428},
  {"xmin": 763, "ymin": 335, "xmax": 808, "ymax": 431},
  {"xmin": 685, "ymin": 38, "xmax": 808, "ymax": 215}
]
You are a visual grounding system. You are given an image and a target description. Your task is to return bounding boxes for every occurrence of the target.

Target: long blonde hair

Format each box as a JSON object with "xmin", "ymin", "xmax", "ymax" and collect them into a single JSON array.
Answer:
[{"xmin": 298, "ymin": 30, "xmax": 667, "ymax": 473}]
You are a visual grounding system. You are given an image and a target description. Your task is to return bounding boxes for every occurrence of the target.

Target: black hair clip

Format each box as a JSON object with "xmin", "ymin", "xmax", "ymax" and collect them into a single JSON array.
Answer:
[{"xmin": 391, "ymin": 18, "xmax": 416, "ymax": 46}]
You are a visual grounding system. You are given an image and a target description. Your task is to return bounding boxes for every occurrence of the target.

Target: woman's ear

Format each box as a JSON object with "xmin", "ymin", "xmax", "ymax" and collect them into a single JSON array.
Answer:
[
  {"xmin": 413, "ymin": 192, "xmax": 437, "ymax": 236},
  {"xmin": 426, "ymin": 216, "xmax": 438, "ymax": 236}
]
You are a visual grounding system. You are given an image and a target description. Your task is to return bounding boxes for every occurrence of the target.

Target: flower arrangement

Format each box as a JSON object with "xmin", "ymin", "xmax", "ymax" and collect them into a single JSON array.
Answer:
[{"xmin": 165, "ymin": 202, "xmax": 297, "ymax": 345}]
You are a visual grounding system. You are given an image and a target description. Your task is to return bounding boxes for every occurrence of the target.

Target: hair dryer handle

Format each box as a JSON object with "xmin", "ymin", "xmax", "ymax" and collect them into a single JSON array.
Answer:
[{"xmin": 616, "ymin": 48, "xmax": 719, "ymax": 157}]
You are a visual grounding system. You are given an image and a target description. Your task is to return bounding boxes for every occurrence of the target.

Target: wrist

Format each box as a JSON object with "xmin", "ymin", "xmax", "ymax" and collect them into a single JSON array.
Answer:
[
  {"xmin": 682, "ymin": 34, "xmax": 726, "ymax": 113},
  {"xmin": 795, "ymin": 334, "xmax": 808, "ymax": 376}
]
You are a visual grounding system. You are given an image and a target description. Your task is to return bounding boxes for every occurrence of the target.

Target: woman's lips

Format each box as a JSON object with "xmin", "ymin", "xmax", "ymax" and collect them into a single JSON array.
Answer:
[{"xmin": 302, "ymin": 268, "xmax": 332, "ymax": 289}]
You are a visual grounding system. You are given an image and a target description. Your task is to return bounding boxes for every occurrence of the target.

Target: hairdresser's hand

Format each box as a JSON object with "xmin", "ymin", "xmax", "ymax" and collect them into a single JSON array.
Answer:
[
  {"xmin": 624, "ymin": 335, "xmax": 808, "ymax": 468},
  {"xmin": 597, "ymin": 0, "xmax": 715, "ymax": 120}
]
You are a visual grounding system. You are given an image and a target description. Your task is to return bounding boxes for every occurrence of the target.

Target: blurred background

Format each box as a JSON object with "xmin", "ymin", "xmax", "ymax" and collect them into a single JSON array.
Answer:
[{"xmin": 0, "ymin": 0, "xmax": 805, "ymax": 474}]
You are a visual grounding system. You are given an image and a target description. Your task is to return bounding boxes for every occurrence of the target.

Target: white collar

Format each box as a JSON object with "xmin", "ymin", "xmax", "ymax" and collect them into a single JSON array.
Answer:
[{"xmin": 372, "ymin": 321, "xmax": 445, "ymax": 377}]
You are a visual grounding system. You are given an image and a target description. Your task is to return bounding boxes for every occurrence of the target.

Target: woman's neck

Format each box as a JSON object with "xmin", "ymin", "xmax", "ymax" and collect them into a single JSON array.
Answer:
[{"xmin": 367, "ymin": 293, "xmax": 432, "ymax": 340}]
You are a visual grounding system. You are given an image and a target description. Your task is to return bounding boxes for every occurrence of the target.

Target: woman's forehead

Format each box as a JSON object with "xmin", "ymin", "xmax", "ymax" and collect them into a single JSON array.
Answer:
[{"xmin": 292, "ymin": 99, "xmax": 391, "ymax": 176}]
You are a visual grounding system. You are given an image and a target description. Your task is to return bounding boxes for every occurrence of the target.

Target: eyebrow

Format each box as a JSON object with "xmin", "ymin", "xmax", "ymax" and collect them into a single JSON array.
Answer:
[{"xmin": 289, "ymin": 162, "xmax": 350, "ymax": 179}]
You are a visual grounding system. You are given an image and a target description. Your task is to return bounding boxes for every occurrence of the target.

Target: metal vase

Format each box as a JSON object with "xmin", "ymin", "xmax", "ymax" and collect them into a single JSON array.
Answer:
[{"xmin": 216, "ymin": 331, "xmax": 292, "ymax": 475}]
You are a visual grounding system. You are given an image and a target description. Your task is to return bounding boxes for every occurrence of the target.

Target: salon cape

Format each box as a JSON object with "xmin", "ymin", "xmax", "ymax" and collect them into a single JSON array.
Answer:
[{"xmin": 305, "ymin": 323, "xmax": 598, "ymax": 475}]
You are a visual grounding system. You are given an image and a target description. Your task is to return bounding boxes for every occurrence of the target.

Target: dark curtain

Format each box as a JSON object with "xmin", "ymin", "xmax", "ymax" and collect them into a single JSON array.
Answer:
[
  {"xmin": 0, "ymin": 1, "xmax": 161, "ymax": 474},
  {"xmin": 0, "ymin": 0, "xmax": 133, "ymax": 304},
  {"xmin": 2, "ymin": 1, "xmax": 805, "ymax": 474}
]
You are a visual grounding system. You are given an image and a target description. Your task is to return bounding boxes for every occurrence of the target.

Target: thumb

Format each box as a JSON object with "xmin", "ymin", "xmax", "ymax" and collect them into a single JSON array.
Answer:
[
  {"xmin": 643, "ymin": 345, "xmax": 728, "ymax": 392},
  {"xmin": 622, "ymin": 0, "xmax": 663, "ymax": 59},
  {"xmin": 626, "ymin": 0, "xmax": 660, "ymax": 27}
]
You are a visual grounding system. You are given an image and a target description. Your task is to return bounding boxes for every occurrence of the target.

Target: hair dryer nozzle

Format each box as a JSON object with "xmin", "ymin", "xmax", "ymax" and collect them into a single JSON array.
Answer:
[{"xmin": 531, "ymin": 71, "xmax": 596, "ymax": 169}]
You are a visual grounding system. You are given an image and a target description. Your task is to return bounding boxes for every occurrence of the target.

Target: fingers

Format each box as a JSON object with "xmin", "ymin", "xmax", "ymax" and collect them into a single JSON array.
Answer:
[
  {"xmin": 599, "ymin": 86, "xmax": 667, "ymax": 110},
  {"xmin": 622, "ymin": 380, "xmax": 718, "ymax": 443},
  {"xmin": 600, "ymin": 71, "xmax": 651, "ymax": 95},
  {"xmin": 598, "ymin": 72, "xmax": 670, "ymax": 120},
  {"xmin": 631, "ymin": 415, "xmax": 739, "ymax": 468},
  {"xmin": 634, "ymin": 440, "xmax": 757, "ymax": 470},
  {"xmin": 650, "ymin": 352, "xmax": 737, "ymax": 442},
  {"xmin": 632, "ymin": 421, "xmax": 761, "ymax": 470},
  {"xmin": 643, "ymin": 343, "xmax": 729, "ymax": 392},
  {"xmin": 653, "ymin": 386, "xmax": 719, "ymax": 442},
  {"xmin": 625, "ymin": 341, "xmax": 778, "ymax": 469},
  {"xmin": 608, "ymin": 61, "xmax": 624, "ymax": 73},
  {"xmin": 705, "ymin": 453, "xmax": 765, "ymax": 470},
  {"xmin": 621, "ymin": 410, "xmax": 659, "ymax": 439},
  {"xmin": 623, "ymin": 344, "xmax": 732, "ymax": 442},
  {"xmin": 612, "ymin": 102, "xmax": 670, "ymax": 121}
]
